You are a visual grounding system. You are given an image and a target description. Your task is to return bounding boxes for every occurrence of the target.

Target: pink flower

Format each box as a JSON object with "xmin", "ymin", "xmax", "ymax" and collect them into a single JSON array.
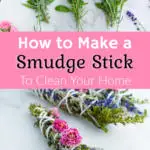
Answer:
[
  {"xmin": 51, "ymin": 107, "xmax": 60, "ymax": 118},
  {"xmin": 60, "ymin": 128, "xmax": 82, "ymax": 147},
  {"xmin": 53, "ymin": 119, "xmax": 68, "ymax": 133},
  {"xmin": 0, "ymin": 21, "xmax": 18, "ymax": 32},
  {"xmin": 0, "ymin": 21, "xmax": 11, "ymax": 30}
]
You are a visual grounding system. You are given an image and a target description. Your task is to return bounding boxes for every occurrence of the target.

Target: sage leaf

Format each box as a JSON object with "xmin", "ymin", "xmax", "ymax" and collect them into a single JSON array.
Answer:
[
  {"xmin": 22, "ymin": 3, "xmax": 37, "ymax": 10},
  {"xmin": 23, "ymin": 0, "xmax": 55, "ymax": 31},
  {"xmin": 95, "ymin": 2, "xmax": 103, "ymax": 9},
  {"xmin": 55, "ymin": 5, "xmax": 71, "ymax": 12},
  {"xmin": 47, "ymin": 0, "xmax": 55, "ymax": 4},
  {"xmin": 67, "ymin": 0, "xmax": 72, "ymax": 4}
]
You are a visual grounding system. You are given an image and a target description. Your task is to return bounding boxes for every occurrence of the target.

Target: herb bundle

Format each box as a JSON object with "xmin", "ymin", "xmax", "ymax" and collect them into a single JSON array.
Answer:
[
  {"xmin": 33, "ymin": 89, "xmax": 147, "ymax": 132},
  {"xmin": 23, "ymin": 0, "xmax": 54, "ymax": 31},
  {"xmin": 95, "ymin": 0, "xmax": 127, "ymax": 30},
  {"xmin": 55, "ymin": 0, "xmax": 88, "ymax": 31},
  {"xmin": 29, "ymin": 104, "xmax": 98, "ymax": 150}
]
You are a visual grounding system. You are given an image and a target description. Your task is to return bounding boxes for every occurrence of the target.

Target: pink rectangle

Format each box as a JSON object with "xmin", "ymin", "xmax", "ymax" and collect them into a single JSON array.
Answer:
[{"xmin": 0, "ymin": 32, "xmax": 149, "ymax": 89}]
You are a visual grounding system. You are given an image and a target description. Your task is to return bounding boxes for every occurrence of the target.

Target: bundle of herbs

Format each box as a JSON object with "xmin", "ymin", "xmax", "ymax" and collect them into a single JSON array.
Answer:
[
  {"xmin": 29, "ymin": 104, "xmax": 98, "ymax": 150},
  {"xmin": 33, "ymin": 89, "xmax": 147, "ymax": 132},
  {"xmin": 23, "ymin": 0, "xmax": 54, "ymax": 31},
  {"xmin": 55, "ymin": 0, "xmax": 88, "ymax": 31},
  {"xmin": 95, "ymin": 0, "xmax": 127, "ymax": 30}
]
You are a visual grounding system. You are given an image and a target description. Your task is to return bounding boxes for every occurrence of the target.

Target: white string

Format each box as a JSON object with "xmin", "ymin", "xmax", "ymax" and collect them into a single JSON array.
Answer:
[
  {"xmin": 53, "ymin": 133, "xmax": 59, "ymax": 141},
  {"xmin": 106, "ymin": 91, "xmax": 115, "ymax": 99},
  {"xmin": 95, "ymin": 89, "xmax": 105, "ymax": 95},
  {"xmin": 40, "ymin": 118, "xmax": 52, "ymax": 134},
  {"xmin": 34, "ymin": 107, "xmax": 45, "ymax": 112},
  {"xmin": 58, "ymin": 89, "xmax": 79, "ymax": 114},
  {"xmin": 80, "ymin": 99, "xmax": 98, "ymax": 116},
  {"xmin": 88, "ymin": 89, "xmax": 105, "ymax": 96},
  {"xmin": 45, "ymin": 125, "xmax": 53, "ymax": 138},
  {"xmin": 88, "ymin": 89, "xmax": 94, "ymax": 95},
  {"xmin": 32, "ymin": 106, "xmax": 84, "ymax": 150},
  {"xmin": 115, "ymin": 90, "xmax": 129, "ymax": 107},
  {"xmin": 39, "ymin": 111, "xmax": 47, "ymax": 118},
  {"xmin": 37, "ymin": 89, "xmax": 44, "ymax": 98},
  {"xmin": 79, "ymin": 93, "xmax": 87, "ymax": 113},
  {"xmin": 33, "ymin": 106, "xmax": 55, "ymax": 140}
]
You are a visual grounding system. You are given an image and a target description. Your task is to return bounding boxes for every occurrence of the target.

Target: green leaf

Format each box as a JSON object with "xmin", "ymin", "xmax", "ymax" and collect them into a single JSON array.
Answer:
[
  {"xmin": 95, "ymin": 2, "xmax": 103, "ymax": 9},
  {"xmin": 22, "ymin": 3, "xmax": 37, "ymax": 10},
  {"xmin": 47, "ymin": 0, "xmax": 55, "ymax": 4},
  {"xmin": 55, "ymin": 5, "xmax": 71, "ymax": 12},
  {"xmin": 67, "ymin": 0, "xmax": 72, "ymax": 4},
  {"xmin": 23, "ymin": 0, "xmax": 55, "ymax": 27}
]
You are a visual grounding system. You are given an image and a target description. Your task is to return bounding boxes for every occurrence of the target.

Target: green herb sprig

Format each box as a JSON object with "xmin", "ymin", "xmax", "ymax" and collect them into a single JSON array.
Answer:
[
  {"xmin": 23, "ymin": 0, "xmax": 54, "ymax": 31},
  {"xmin": 95, "ymin": 0, "xmax": 127, "ymax": 30},
  {"xmin": 55, "ymin": 0, "xmax": 88, "ymax": 31}
]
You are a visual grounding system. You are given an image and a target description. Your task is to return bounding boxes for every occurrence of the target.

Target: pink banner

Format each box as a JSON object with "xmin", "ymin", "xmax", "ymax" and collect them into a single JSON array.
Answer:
[{"xmin": 0, "ymin": 32, "xmax": 149, "ymax": 89}]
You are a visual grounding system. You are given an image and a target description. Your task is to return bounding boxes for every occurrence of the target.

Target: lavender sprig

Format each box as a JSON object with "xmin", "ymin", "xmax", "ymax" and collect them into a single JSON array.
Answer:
[{"xmin": 126, "ymin": 10, "xmax": 146, "ymax": 31}]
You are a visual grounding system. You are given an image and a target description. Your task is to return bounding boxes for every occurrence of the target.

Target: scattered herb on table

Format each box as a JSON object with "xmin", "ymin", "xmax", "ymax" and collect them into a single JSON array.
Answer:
[
  {"xmin": 23, "ymin": 0, "xmax": 55, "ymax": 31},
  {"xmin": 55, "ymin": 0, "xmax": 88, "ymax": 31},
  {"xmin": 95, "ymin": 0, "xmax": 127, "ymax": 30}
]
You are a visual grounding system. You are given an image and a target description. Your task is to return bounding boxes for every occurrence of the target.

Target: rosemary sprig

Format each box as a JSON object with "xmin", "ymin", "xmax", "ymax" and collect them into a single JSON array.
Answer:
[
  {"xmin": 55, "ymin": 0, "xmax": 88, "ymax": 31},
  {"xmin": 95, "ymin": 0, "xmax": 127, "ymax": 30},
  {"xmin": 23, "ymin": 0, "xmax": 54, "ymax": 31}
]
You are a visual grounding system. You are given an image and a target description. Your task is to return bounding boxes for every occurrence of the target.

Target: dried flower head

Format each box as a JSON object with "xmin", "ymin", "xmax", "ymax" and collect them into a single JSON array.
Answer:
[
  {"xmin": 53, "ymin": 119, "xmax": 69, "ymax": 133},
  {"xmin": 0, "ymin": 21, "xmax": 18, "ymax": 32},
  {"xmin": 60, "ymin": 128, "xmax": 82, "ymax": 147}
]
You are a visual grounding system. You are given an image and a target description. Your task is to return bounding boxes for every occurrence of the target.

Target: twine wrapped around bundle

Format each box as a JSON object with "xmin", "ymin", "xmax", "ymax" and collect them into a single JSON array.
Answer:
[
  {"xmin": 33, "ymin": 89, "xmax": 147, "ymax": 132},
  {"xmin": 29, "ymin": 104, "xmax": 98, "ymax": 150}
]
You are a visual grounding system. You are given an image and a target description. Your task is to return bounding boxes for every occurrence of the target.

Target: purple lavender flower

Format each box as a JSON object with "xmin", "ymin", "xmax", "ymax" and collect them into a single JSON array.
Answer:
[
  {"xmin": 126, "ymin": 10, "xmax": 146, "ymax": 31},
  {"xmin": 123, "ymin": 100, "xmax": 143, "ymax": 115}
]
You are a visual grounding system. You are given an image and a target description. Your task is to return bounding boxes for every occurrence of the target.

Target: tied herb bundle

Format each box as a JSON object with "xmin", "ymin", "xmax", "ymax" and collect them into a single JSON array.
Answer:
[
  {"xmin": 29, "ymin": 104, "xmax": 98, "ymax": 150},
  {"xmin": 95, "ymin": 0, "xmax": 127, "ymax": 30},
  {"xmin": 55, "ymin": 0, "xmax": 88, "ymax": 31},
  {"xmin": 23, "ymin": 0, "xmax": 54, "ymax": 31},
  {"xmin": 33, "ymin": 89, "xmax": 147, "ymax": 132}
]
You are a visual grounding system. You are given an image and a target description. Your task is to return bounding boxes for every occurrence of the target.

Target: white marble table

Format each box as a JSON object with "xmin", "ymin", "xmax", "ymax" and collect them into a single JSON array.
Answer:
[{"xmin": 0, "ymin": 90, "xmax": 150, "ymax": 150}]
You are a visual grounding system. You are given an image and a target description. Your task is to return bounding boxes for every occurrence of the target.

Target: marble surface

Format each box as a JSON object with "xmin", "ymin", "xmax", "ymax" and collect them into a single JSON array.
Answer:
[
  {"xmin": 0, "ymin": 90, "xmax": 150, "ymax": 150},
  {"xmin": 0, "ymin": 0, "xmax": 150, "ymax": 31}
]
